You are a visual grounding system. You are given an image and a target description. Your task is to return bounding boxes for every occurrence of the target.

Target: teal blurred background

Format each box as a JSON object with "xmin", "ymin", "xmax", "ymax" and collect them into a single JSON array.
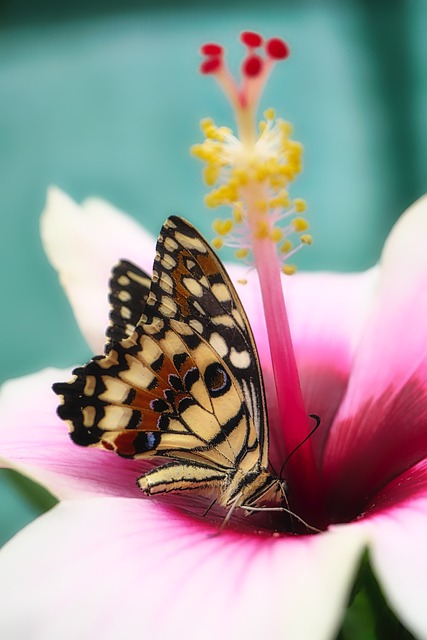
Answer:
[{"xmin": 1, "ymin": 0, "xmax": 426, "ymax": 549}]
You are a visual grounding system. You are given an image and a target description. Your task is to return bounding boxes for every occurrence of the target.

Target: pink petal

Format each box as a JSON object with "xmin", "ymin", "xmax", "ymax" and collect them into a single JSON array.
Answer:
[
  {"xmin": 0, "ymin": 369, "xmax": 145, "ymax": 499},
  {"xmin": 226, "ymin": 264, "xmax": 378, "ymax": 468},
  {"xmin": 0, "ymin": 498, "xmax": 368, "ymax": 640},
  {"xmin": 40, "ymin": 188, "xmax": 156, "ymax": 354},
  {"xmin": 366, "ymin": 457, "xmax": 427, "ymax": 515},
  {"xmin": 324, "ymin": 196, "xmax": 427, "ymax": 517},
  {"xmin": 366, "ymin": 495, "xmax": 427, "ymax": 640}
]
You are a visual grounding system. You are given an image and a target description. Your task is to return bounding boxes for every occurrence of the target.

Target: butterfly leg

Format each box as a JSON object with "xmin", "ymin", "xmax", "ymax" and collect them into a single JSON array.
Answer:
[
  {"xmin": 138, "ymin": 461, "xmax": 226, "ymax": 497},
  {"xmin": 220, "ymin": 492, "xmax": 243, "ymax": 531},
  {"xmin": 202, "ymin": 498, "xmax": 217, "ymax": 517}
]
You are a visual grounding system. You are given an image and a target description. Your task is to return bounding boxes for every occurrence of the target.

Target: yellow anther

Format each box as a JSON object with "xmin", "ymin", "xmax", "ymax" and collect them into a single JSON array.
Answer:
[
  {"xmin": 255, "ymin": 219, "xmax": 270, "ymax": 239},
  {"xmin": 203, "ymin": 165, "xmax": 220, "ymax": 186},
  {"xmin": 190, "ymin": 144, "xmax": 206, "ymax": 159},
  {"xmin": 269, "ymin": 191, "xmax": 290, "ymax": 209},
  {"xmin": 205, "ymin": 192, "xmax": 222, "ymax": 208},
  {"xmin": 232, "ymin": 204, "xmax": 244, "ymax": 223},
  {"xmin": 269, "ymin": 175, "xmax": 288, "ymax": 190},
  {"xmin": 235, "ymin": 248, "xmax": 249, "ymax": 259},
  {"xmin": 293, "ymin": 198, "xmax": 307, "ymax": 213},
  {"xmin": 280, "ymin": 240, "xmax": 293, "ymax": 254},
  {"xmin": 231, "ymin": 168, "xmax": 249, "ymax": 186},
  {"xmin": 287, "ymin": 140, "xmax": 304, "ymax": 154},
  {"xmin": 194, "ymin": 108, "xmax": 311, "ymax": 274},
  {"xmin": 201, "ymin": 117, "xmax": 213, "ymax": 132},
  {"xmin": 212, "ymin": 218, "xmax": 233, "ymax": 236},
  {"xmin": 300, "ymin": 234, "xmax": 313, "ymax": 245},
  {"xmin": 214, "ymin": 126, "xmax": 232, "ymax": 141},
  {"xmin": 212, "ymin": 237, "xmax": 223, "ymax": 250},
  {"xmin": 278, "ymin": 120, "xmax": 293, "ymax": 137},
  {"xmin": 282, "ymin": 264, "xmax": 297, "ymax": 276},
  {"xmin": 292, "ymin": 217, "xmax": 309, "ymax": 232},
  {"xmin": 255, "ymin": 165, "xmax": 268, "ymax": 182},
  {"xmin": 213, "ymin": 218, "xmax": 233, "ymax": 236},
  {"xmin": 270, "ymin": 227, "xmax": 283, "ymax": 243},
  {"xmin": 255, "ymin": 199, "xmax": 268, "ymax": 214},
  {"xmin": 200, "ymin": 118, "xmax": 221, "ymax": 140},
  {"xmin": 278, "ymin": 164, "xmax": 295, "ymax": 178},
  {"xmin": 237, "ymin": 279, "xmax": 248, "ymax": 285}
]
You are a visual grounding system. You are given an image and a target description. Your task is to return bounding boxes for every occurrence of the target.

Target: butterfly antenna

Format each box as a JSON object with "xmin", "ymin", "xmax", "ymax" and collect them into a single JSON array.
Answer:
[
  {"xmin": 269, "ymin": 460, "xmax": 279, "ymax": 477},
  {"xmin": 279, "ymin": 414, "xmax": 321, "ymax": 480}
]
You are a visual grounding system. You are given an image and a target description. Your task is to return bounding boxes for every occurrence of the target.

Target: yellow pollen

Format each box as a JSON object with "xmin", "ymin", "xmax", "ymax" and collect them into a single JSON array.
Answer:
[
  {"xmin": 255, "ymin": 219, "xmax": 270, "ymax": 239},
  {"xmin": 193, "ymin": 87, "xmax": 311, "ymax": 271},
  {"xmin": 270, "ymin": 227, "xmax": 283, "ymax": 243},
  {"xmin": 292, "ymin": 217, "xmax": 309, "ymax": 232},
  {"xmin": 204, "ymin": 165, "xmax": 220, "ymax": 186},
  {"xmin": 279, "ymin": 120, "xmax": 293, "ymax": 137},
  {"xmin": 237, "ymin": 278, "xmax": 248, "ymax": 285},
  {"xmin": 232, "ymin": 204, "xmax": 244, "ymax": 223},
  {"xmin": 264, "ymin": 108, "xmax": 275, "ymax": 120},
  {"xmin": 282, "ymin": 264, "xmax": 297, "ymax": 276},
  {"xmin": 280, "ymin": 240, "xmax": 293, "ymax": 253},
  {"xmin": 293, "ymin": 198, "xmax": 307, "ymax": 213},
  {"xmin": 270, "ymin": 192, "xmax": 290, "ymax": 209},
  {"xmin": 287, "ymin": 140, "xmax": 303, "ymax": 155},
  {"xmin": 213, "ymin": 218, "xmax": 233, "ymax": 236},
  {"xmin": 300, "ymin": 234, "xmax": 313, "ymax": 245},
  {"xmin": 204, "ymin": 193, "xmax": 217, "ymax": 208},
  {"xmin": 255, "ymin": 199, "xmax": 268, "ymax": 213}
]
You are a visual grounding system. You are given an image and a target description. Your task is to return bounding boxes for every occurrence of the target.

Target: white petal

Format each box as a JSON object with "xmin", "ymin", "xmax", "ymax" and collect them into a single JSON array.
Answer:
[
  {"xmin": 40, "ymin": 187, "xmax": 156, "ymax": 353},
  {"xmin": 0, "ymin": 498, "xmax": 368, "ymax": 640},
  {"xmin": 367, "ymin": 496, "xmax": 427, "ymax": 640}
]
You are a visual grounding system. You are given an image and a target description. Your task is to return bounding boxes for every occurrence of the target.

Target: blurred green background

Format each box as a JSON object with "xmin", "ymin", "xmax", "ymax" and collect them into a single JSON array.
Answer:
[{"xmin": 0, "ymin": 0, "xmax": 426, "ymax": 556}]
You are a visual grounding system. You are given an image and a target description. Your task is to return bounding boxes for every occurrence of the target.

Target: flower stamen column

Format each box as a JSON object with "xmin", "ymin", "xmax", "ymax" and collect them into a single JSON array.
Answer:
[{"xmin": 193, "ymin": 32, "xmax": 325, "ymax": 524}]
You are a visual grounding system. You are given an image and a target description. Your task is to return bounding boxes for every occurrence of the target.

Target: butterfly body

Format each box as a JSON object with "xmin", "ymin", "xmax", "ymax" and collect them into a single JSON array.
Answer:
[{"xmin": 54, "ymin": 216, "xmax": 287, "ymax": 516}]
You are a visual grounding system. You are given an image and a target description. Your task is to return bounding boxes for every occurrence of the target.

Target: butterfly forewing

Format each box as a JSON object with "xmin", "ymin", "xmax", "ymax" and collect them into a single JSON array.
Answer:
[
  {"xmin": 54, "ymin": 216, "xmax": 281, "ymax": 511},
  {"xmin": 143, "ymin": 216, "xmax": 269, "ymax": 464}
]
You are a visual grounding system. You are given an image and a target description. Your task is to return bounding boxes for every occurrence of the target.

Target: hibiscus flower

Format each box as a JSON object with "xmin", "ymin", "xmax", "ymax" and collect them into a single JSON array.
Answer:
[{"xmin": 1, "ymin": 31, "xmax": 427, "ymax": 640}]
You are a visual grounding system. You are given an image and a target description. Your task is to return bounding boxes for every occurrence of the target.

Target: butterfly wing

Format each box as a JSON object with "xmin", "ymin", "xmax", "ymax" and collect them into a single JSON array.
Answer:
[
  {"xmin": 54, "ymin": 217, "xmax": 272, "ymax": 506},
  {"xmin": 106, "ymin": 260, "xmax": 151, "ymax": 349},
  {"xmin": 144, "ymin": 216, "xmax": 269, "ymax": 466}
]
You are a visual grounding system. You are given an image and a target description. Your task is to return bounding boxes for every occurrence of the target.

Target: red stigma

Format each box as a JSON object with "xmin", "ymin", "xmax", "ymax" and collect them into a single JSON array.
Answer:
[
  {"xmin": 201, "ymin": 43, "xmax": 223, "ymax": 56},
  {"xmin": 200, "ymin": 57, "xmax": 222, "ymax": 74},
  {"xmin": 199, "ymin": 32, "xmax": 290, "ymax": 106},
  {"xmin": 241, "ymin": 31, "xmax": 263, "ymax": 48},
  {"xmin": 266, "ymin": 37, "xmax": 290, "ymax": 60},
  {"xmin": 243, "ymin": 54, "xmax": 263, "ymax": 78}
]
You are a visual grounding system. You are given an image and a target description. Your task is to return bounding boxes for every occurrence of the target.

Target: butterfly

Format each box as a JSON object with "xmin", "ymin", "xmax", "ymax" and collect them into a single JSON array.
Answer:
[{"xmin": 53, "ymin": 216, "xmax": 287, "ymax": 517}]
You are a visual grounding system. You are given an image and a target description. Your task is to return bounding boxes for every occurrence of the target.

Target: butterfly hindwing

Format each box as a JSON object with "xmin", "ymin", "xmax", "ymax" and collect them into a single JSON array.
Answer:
[{"xmin": 106, "ymin": 260, "xmax": 151, "ymax": 349}]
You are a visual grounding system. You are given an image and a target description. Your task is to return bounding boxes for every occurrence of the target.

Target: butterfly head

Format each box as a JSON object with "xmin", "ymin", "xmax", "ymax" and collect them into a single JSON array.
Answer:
[{"xmin": 240, "ymin": 470, "xmax": 288, "ymax": 510}]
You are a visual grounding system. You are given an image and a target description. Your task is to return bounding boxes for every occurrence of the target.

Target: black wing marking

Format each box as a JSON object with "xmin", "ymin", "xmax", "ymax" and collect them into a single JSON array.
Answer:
[{"xmin": 106, "ymin": 260, "xmax": 151, "ymax": 350}]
